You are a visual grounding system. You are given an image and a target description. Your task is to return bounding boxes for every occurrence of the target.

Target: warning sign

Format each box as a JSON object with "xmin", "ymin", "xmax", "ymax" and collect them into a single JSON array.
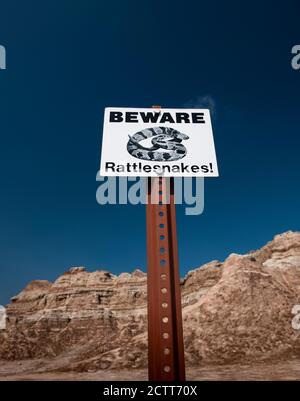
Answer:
[{"xmin": 100, "ymin": 107, "xmax": 219, "ymax": 177}]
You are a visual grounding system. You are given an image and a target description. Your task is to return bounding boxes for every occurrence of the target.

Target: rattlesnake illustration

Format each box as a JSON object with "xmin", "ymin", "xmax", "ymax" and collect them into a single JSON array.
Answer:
[{"xmin": 127, "ymin": 127, "xmax": 189, "ymax": 161}]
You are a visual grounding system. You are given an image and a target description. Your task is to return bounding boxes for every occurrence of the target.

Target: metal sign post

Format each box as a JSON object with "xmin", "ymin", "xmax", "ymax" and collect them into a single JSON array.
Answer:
[
  {"xmin": 146, "ymin": 106, "xmax": 185, "ymax": 381},
  {"xmin": 146, "ymin": 176, "xmax": 186, "ymax": 381}
]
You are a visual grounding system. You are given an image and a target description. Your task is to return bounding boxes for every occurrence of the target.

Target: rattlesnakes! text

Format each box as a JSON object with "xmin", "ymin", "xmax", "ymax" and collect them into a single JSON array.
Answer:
[{"xmin": 105, "ymin": 162, "xmax": 213, "ymax": 174}]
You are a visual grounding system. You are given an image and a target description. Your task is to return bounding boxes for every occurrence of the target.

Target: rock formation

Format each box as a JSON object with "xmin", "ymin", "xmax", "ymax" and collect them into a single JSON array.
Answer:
[{"xmin": 1, "ymin": 231, "xmax": 300, "ymax": 371}]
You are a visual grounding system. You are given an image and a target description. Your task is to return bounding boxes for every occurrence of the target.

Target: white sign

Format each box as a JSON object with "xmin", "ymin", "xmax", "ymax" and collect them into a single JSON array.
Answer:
[{"xmin": 100, "ymin": 107, "xmax": 218, "ymax": 177}]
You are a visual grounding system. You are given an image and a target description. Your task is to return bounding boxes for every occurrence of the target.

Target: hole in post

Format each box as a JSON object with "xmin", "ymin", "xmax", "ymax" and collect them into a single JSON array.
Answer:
[
  {"xmin": 162, "ymin": 317, "xmax": 168, "ymax": 323},
  {"xmin": 163, "ymin": 365, "xmax": 171, "ymax": 373},
  {"xmin": 161, "ymin": 274, "xmax": 167, "ymax": 280},
  {"xmin": 162, "ymin": 302, "xmax": 168, "ymax": 308},
  {"xmin": 159, "ymin": 211, "xmax": 164, "ymax": 217},
  {"xmin": 164, "ymin": 348, "xmax": 170, "ymax": 355},
  {"xmin": 159, "ymin": 224, "xmax": 164, "ymax": 228},
  {"xmin": 161, "ymin": 288, "xmax": 167, "ymax": 294},
  {"xmin": 160, "ymin": 259, "xmax": 166, "ymax": 266},
  {"xmin": 162, "ymin": 333, "xmax": 169, "ymax": 339},
  {"xmin": 160, "ymin": 235, "xmax": 165, "ymax": 240},
  {"xmin": 160, "ymin": 247, "xmax": 165, "ymax": 254}
]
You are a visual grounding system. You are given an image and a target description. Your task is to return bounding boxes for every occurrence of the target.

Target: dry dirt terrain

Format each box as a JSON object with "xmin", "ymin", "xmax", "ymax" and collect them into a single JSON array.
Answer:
[
  {"xmin": 1, "ymin": 231, "xmax": 300, "ymax": 380},
  {"xmin": 1, "ymin": 359, "xmax": 300, "ymax": 381}
]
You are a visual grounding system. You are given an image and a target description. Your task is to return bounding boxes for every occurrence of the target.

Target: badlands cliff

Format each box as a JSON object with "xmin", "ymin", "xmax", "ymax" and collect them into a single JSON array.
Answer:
[{"xmin": 0, "ymin": 231, "xmax": 300, "ymax": 371}]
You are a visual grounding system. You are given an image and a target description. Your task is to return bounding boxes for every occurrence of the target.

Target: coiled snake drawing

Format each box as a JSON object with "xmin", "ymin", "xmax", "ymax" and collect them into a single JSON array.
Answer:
[{"xmin": 127, "ymin": 127, "xmax": 189, "ymax": 161}]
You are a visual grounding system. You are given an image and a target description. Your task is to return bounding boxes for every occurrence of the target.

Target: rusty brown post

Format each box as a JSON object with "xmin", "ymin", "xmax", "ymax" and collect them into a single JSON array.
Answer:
[{"xmin": 146, "ymin": 106, "xmax": 186, "ymax": 381}]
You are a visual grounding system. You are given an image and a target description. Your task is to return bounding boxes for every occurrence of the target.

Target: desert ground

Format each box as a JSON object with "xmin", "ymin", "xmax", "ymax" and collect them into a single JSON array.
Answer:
[{"xmin": 0, "ymin": 359, "xmax": 300, "ymax": 381}]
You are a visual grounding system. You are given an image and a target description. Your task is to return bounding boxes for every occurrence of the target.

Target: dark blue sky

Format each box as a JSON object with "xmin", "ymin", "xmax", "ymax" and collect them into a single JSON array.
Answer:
[{"xmin": 0, "ymin": 1, "xmax": 299, "ymax": 305}]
